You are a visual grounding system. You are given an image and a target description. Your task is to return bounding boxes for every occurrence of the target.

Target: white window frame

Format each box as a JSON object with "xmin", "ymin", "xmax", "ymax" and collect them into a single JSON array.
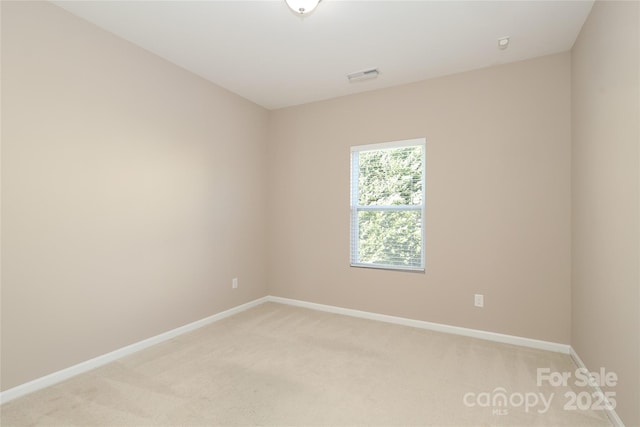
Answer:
[{"xmin": 350, "ymin": 138, "xmax": 426, "ymax": 272}]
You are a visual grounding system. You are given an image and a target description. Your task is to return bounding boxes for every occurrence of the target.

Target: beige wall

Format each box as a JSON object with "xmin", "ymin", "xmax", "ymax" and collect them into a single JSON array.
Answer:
[
  {"xmin": 268, "ymin": 53, "xmax": 572, "ymax": 344},
  {"xmin": 571, "ymin": 1, "xmax": 640, "ymax": 425},
  {"xmin": 1, "ymin": 1, "xmax": 269, "ymax": 391}
]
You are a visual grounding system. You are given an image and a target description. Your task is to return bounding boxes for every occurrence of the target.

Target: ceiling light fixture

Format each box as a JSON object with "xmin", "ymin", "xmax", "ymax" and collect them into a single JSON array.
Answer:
[
  {"xmin": 285, "ymin": 0, "xmax": 321, "ymax": 15},
  {"xmin": 347, "ymin": 68, "xmax": 380, "ymax": 83},
  {"xmin": 498, "ymin": 36, "xmax": 510, "ymax": 50}
]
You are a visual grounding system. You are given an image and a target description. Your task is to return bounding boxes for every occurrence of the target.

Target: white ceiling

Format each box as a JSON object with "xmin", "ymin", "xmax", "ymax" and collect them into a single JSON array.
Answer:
[{"xmin": 52, "ymin": 0, "xmax": 594, "ymax": 110}]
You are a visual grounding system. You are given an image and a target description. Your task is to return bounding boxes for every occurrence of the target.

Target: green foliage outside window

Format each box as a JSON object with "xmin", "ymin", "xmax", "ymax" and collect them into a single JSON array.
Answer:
[{"xmin": 355, "ymin": 146, "xmax": 423, "ymax": 268}]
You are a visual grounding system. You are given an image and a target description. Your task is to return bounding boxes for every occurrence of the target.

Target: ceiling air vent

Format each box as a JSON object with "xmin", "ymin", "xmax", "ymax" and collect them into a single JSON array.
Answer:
[{"xmin": 347, "ymin": 68, "xmax": 380, "ymax": 83}]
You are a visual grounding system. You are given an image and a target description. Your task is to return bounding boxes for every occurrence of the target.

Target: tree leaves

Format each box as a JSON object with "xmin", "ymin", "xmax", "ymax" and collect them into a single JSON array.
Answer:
[{"xmin": 356, "ymin": 146, "xmax": 423, "ymax": 267}]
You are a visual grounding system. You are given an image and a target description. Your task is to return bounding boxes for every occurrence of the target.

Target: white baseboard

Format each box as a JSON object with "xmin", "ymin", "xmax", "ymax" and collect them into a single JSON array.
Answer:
[
  {"xmin": 266, "ymin": 296, "xmax": 571, "ymax": 354},
  {"xmin": 569, "ymin": 347, "xmax": 625, "ymax": 427},
  {"xmin": 0, "ymin": 294, "xmax": 584, "ymax": 410},
  {"xmin": 0, "ymin": 296, "xmax": 269, "ymax": 405}
]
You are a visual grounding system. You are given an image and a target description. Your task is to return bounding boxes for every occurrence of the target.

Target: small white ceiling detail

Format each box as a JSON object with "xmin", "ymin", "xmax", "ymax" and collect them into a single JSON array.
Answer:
[{"xmin": 52, "ymin": 0, "xmax": 594, "ymax": 110}]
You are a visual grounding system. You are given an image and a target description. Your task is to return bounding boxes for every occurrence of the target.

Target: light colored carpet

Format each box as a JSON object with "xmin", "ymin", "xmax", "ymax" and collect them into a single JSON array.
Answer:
[{"xmin": 1, "ymin": 302, "xmax": 612, "ymax": 426}]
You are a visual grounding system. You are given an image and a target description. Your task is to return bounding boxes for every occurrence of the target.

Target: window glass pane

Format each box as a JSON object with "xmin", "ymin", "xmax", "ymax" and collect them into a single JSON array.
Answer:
[
  {"xmin": 358, "ymin": 146, "xmax": 422, "ymax": 206},
  {"xmin": 357, "ymin": 210, "xmax": 422, "ymax": 267}
]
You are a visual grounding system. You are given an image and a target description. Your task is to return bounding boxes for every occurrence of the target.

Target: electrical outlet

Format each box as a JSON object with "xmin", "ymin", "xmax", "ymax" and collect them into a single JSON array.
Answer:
[
  {"xmin": 232, "ymin": 278, "xmax": 238, "ymax": 289},
  {"xmin": 474, "ymin": 294, "xmax": 484, "ymax": 308}
]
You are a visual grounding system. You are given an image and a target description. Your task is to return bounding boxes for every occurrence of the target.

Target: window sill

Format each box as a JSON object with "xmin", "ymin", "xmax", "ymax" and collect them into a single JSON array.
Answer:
[{"xmin": 350, "ymin": 263, "xmax": 425, "ymax": 273}]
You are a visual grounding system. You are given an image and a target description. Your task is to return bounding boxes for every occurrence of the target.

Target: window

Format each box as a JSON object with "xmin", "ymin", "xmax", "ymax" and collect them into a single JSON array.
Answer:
[{"xmin": 350, "ymin": 138, "xmax": 425, "ymax": 271}]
